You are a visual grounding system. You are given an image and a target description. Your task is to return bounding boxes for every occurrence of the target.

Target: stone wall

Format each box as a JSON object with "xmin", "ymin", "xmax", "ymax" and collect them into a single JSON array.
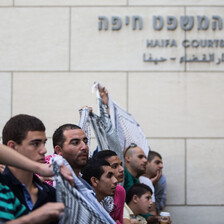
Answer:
[{"xmin": 0, "ymin": 1, "xmax": 223, "ymax": 223}]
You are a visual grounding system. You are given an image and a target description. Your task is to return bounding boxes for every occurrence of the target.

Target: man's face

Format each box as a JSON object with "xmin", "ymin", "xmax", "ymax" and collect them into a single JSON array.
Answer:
[
  {"xmin": 61, "ymin": 129, "xmax": 89, "ymax": 170},
  {"xmin": 128, "ymin": 147, "xmax": 147, "ymax": 177},
  {"xmin": 96, "ymin": 166, "xmax": 118, "ymax": 198},
  {"xmin": 147, "ymin": 156, "xmax": 163, "ymax": 177},
  {"xmin": 136, "ymin": 191, "xmax": 153, "ymax": 215},
  {"xmin": 15, "ymin": 131, "xmax": 47, "ymax": 163},
  {"xmin": 106, "ymin": 155, "xmax": 124, "ymax": 183}
]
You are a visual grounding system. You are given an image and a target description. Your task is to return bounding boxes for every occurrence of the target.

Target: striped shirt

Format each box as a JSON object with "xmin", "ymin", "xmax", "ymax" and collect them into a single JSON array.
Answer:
[{"xmin": 0, "ymin": 182, "xmax": 27, "ymax": 222}]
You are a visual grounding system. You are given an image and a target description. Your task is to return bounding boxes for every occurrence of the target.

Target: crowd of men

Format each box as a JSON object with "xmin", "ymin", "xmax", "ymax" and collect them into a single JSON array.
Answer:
[{"xmin": 0, "ymin": 86, "xmax": 169, "ymax": 224}]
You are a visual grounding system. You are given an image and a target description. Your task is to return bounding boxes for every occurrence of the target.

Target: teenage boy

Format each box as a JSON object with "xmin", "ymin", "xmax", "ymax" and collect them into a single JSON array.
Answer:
[
  {"xmin": 94, "ymin": 150, "xmax": 125, "ymax": 224},
  {"xmin": 2, "ymin": 114, "xmax": 57, "ymax": 217},
  {"xmin": 123, "ymin": 183, "xmax": 153, "ymax": 224}
]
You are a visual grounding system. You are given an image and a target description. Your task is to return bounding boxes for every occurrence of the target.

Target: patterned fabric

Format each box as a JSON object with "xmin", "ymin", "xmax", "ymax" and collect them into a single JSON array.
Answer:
[
  {"xmin": 100, "ymin": 196, "xmax": 114, "ymax": 213},
  {"xmin": 0, "ymin": 182, "xmax": 27, "ymax": 222},
  {"xmin": 92, "ymin": 82, "xmax": 150, "ymax": 157},
  {"xmin": 78, "ymin": 107, "xmax": 92, "ymax": 157},
  {"xmin": 52, "ymin": 156, "xmax": 116, "ymax": 224}
]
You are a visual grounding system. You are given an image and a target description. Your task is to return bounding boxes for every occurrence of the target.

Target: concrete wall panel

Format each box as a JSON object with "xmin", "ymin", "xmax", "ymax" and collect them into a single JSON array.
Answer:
[
  {"xmin": 0, "ymin": 73, "xmax": 11, "ymax": 136},
  {"xmin": 187, "ymin": 139, "xmax": 224, "ymax": 204},
  {"xmin": 12, "ymin": 72, "xmax": 127, "ymax": 136},
  {"xmin": 0, "ymin": 8, "xmax": 69, "ymax": 71},
  {"xmin": 129, "ymin": 0, "xmax": 224, "ymax": 6},
  {"xmin": 15, "ymin": 0, "xmax": 127, "ymax": 6},
  {"xmin": 148, "ymin": 139, "xmax": 185, "ymax": 205},
  {"xmin": 129, "ymin": 73, "xmax": 224, "ymax": 138},
  {"xmin": 71, "ymin": 7, "xmax": 185, "ymax": 71},
  {"xmin": 166, "ymin": 206, "xmax": 224, "ymax": 224}
]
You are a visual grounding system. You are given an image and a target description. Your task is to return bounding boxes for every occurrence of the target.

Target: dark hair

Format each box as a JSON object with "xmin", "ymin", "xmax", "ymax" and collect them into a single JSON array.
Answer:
[
  {"xmin": 126, "ymin": 183, "xmax": 152, "ymax": 204},
  {"xmin": 94, "ymin": 150, "xmax": 117, "ymax": 160},
  {"xmin": 147, "ymin": 151, "xmax": 162, "ymax": 162},
  {"xmin": 81, "ymin": 158, "xmax": 110, "ymax": 186},
  {"xmin": 2, "ymin": 114, "xmax": 45, "ymax": 145},
  {"xmin": 53, "ymin": 124, "xmax": 81, "ymax": 149}
]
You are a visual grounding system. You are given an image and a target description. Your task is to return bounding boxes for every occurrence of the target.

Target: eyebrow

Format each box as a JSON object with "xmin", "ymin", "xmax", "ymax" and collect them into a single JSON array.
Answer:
[
  {"xmin": 155, "ymin": 160, "xmax": 163, "ymax": 163},
  {"xmin": 69, "ymin": 138, "xmax": 85, "ymax": 142},
  {"xmin": 30, "ymin": 138, "xmax": 47, "ymax": 143}
]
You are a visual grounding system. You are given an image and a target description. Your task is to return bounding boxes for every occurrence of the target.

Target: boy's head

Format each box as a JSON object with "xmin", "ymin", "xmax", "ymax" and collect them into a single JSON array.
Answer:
[
  {"xmin": 2, "ymin": 114, "xmax": 45, "ymax": 145},
  {"xmin": 126, "ymin": 183, "xmax": 153, "ymax": 215},
  {"xmin": 2, "ymin": 114, "xmax": 47, "ymax": 163},
  {"xmin": 82, "ymin": 158, "xmax": 118, "ymax": 201},
  {"xmin": 94, "ymin": 150, "xmax": 124, "ymax": 183}
]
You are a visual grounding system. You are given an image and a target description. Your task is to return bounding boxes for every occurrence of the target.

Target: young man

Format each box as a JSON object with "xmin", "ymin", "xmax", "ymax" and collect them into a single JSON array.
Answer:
[
  {"xmin": 81, "ymin": 158, "xmax": 118, "ymax": 202},
  {"xmin": 143, "ymin": 151, "xmax": 166, "ymax": 214},
  {"xmin": 123, "ymin": 183, "xmax": 153, "ymax": 224},
  {"xmin": 123, "ymin": 143, "xmax": 147, "ymax": 192},
  {"xmin": 94, "ymin": 150, "xmax": 125, "ymax": 224},
  {"xmin": 2, "ymin": 114, "xmax": 57, "ymax": 218}
]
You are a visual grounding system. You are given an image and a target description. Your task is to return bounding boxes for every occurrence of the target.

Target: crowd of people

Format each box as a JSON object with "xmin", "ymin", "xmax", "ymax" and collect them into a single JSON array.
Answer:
[{"xmin": 0, "ymin": 84, "xmax": 171, "ymax": 224}]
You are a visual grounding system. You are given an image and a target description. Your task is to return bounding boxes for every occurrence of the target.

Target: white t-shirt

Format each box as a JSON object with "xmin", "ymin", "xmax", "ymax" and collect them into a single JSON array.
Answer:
[{"xmin": 139, "ymin": 176, "xmax": 155, "ymax": 202}]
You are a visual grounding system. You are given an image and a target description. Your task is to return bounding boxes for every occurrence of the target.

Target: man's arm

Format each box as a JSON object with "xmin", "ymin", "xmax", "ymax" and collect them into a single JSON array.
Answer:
[
  {"xmin": 0, "ymin": 144, "xmax": 53, "ymax": 176},
  {"xmin": 6, "ymin": 202, "xmax": 65, "ymax": 224},
  {"xmin": 0, "ymin": 144, "xmax": 74, "ymax": 186}
]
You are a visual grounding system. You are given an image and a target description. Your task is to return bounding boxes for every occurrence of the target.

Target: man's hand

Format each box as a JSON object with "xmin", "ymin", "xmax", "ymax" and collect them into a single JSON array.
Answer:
[
  {"xmin": 60, "ymin": 164, "xmax": 74, "ymax": 187},
  {"xmin": 0, "ymin": 164, "xmax": 5, "ymax": 174},
  {"xmin": 98, "ymin": 84, "xmax": 109, "ymax": 106},
  {"xmin": 7, "ymin": 202, "xmax": 65, "ymax": 224},
  {"xmin": 38, "ymin": 163, "xmax": 74, "ymax": 187},
  {"xmin": 130, "ymin": 219, "xmax": 140, "ymax": 224},
  {"xmin": 151, "ymin": 169, "xmax": 162, "ymax": 185}
]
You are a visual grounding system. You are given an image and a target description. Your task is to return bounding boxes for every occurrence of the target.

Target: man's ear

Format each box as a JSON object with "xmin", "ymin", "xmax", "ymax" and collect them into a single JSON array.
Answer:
[
  {"xmin": 132, "ymin": 194, "xmax": 139, "ymax": 204},
  {"xmin": 55, "ymin": 145, "xmax": 63, "ymax": 156},
  {"xmin": 90, "ymin": 176, "xmax": 99, "ymax": 188},
  {"xmin": 125, "ymin": 155, "xmax": 131, "ymax": 163},
  {"xmin": 7, "ymin": 140, "xmax": 18, "ymax": 151}
]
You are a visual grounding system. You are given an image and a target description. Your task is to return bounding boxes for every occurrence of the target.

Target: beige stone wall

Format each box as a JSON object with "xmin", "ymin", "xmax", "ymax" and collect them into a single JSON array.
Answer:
[{"xmin": 0, "ymin": 1, "xmax": 223, "ymax": 223}]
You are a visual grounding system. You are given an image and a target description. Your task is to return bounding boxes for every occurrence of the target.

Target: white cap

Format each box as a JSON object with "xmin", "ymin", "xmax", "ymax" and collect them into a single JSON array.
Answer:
[{"xmin": 160, "ymin": 212, "xmax": 170, "ymax": 217}]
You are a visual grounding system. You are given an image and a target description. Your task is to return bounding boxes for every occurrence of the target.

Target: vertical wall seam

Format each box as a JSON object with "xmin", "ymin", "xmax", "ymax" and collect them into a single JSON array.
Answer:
[
  {"xmin": 69, "ymin": 7, "xmax": 72, "ymax": 71},
  {"xmin": 11, "ymin": 72, "xmax": 13, "ymax": 117},
  {"xmin": 185, "ymin": 138, "xmax": 187, "ymax": 205},
  {"xmin": 184, "ymin": 6, "xmax": 187, "ymax": 72},
  {"xmin": 127, "ymin": 72, "xmax": 129, "ymax": 112}
]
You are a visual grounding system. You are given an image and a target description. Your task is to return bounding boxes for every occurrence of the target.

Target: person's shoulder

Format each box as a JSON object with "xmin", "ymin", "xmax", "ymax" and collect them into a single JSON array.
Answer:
[
  {"xmin": 2, "ymin": 167, "xmax": 20, "ymax": 186},
  {"xmin": 116, "ymin": 184, "xmax": 125, "ymax": 193},
  {"xmin": 114, "ymin": 184, "xmax": 126, "ymax": 202}
]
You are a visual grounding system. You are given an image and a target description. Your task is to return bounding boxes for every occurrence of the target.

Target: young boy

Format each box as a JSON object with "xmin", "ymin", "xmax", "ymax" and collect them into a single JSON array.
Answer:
[{"xmin": 123, "ymin": 183, "xmax": 153, "ymax": 224}]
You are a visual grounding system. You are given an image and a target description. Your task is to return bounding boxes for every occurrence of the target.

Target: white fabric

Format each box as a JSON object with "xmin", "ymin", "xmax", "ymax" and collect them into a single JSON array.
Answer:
[
  {"xmin": 93, "ymin": 82, "xmax": 150, "ymax": 157},
  {"xmin": 139, "ymin": 176, "xmax": 155, "ymax": 202}
]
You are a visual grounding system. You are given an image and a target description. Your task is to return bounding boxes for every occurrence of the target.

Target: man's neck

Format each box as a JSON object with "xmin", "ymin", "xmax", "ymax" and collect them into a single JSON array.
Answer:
[
  {"xmin": 125, "ymin": 165, "xmax": 138, "ymax": 178},
  {"xmin": 95, "ymin": 190, "xmax": 105, "ymax": 202},
  {"xmin": 72, "ymin": 168, "xmax": 80, "ymax": 177},
  {"xmin": 8, "ymin": 166, "xmax": 34, "ymax": 188}
]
